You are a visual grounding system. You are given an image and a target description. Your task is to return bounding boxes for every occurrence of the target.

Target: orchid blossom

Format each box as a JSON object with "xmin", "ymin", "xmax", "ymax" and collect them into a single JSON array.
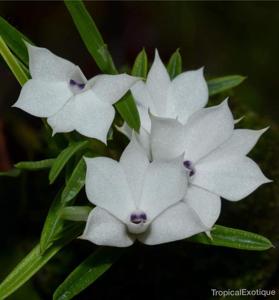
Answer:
[
  {"xmin": 149, "ymin": 100, "xmax": 271, "ymax": 229},
  {"xmin": 81, "ymin": 136, "xmax": 207, "ymax": 247},
  {"xmin": 13, "ymin": 44, "xmax": 138, "ymax": 143}
]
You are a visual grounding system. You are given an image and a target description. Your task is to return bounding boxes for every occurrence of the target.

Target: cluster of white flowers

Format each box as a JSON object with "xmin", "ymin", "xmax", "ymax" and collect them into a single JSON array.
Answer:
[{"xmin": 14, "ymin": 44, "xmax": 271, "ymax": 247}]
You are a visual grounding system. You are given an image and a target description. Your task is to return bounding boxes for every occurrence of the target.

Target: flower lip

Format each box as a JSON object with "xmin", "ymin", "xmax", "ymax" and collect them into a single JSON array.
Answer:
[
  {"xmin": 69, "ymin": 79, "xmax": 86, "ymax": 91},
  {"xmin": 130, "ymin": 211, "xmax": 147, "ymax": 224},
  {"xmin": 183, "ymin": 160, "xmax": 195, "ymax": 177}
]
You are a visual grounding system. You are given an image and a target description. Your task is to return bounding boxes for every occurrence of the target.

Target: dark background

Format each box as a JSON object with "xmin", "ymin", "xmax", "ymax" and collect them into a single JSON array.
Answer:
[{"xmin": 0, "ymin": 1, "xmax": 278, "ymax": 299}]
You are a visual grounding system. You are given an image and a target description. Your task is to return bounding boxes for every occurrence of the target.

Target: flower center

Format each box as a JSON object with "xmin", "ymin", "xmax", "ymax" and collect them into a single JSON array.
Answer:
[
  {"xmin": 183, "ymin": 160, "xmax": 196, "ymax": 177},
  {"xmin": 127, "ymin": 211, "xmax": 148, "ymax": 234},
  {"xmin": 69, "ymin": 79, "xmax": 86, "ymax": 94}
]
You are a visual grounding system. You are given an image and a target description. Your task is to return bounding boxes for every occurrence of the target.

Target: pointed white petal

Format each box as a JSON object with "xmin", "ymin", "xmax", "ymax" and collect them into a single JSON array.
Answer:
[
  {"xmin": 136, "ymin": 127, "xmax": 151, "ymax": 160},
  {"xmin": 137, "ymin": 104, "xmax": 152, "ymax": 132},
  {"xmin": 146, "ymin": 50, "xmax": 171, "ymax": 115},
  {"xmin": 185, "ymin": 185, "xmax": 221, "ymax": 228},
  {"xmin": 120, "ymin": 135, "xmax": 149, "ymax": 206},
  {"xmin": 27, "ymin": 43, "xmax": 83, "ymax": 82},
  {"xmin": 183, "ymin": 99, "xmax": 234, "ymax": 163},
  {"xmin": 169, "ymin": 68, "xmax": 208, "ymax": 124},
  {"xmin": 193, "ymin": 156, "xmax": 271, "ymax": 201},
  {"xmin": 85, "ymin": 157, "xmax": 136, "ymax": 221},
  {"xmin": 131, "ymin": 80, "xmax": 156, "ymax": 111},
  {"xmin": 48, "ymin": 90, "xmax": 115, "ymax": 142},
  {"xmin": 206, "ymin": 128, "xmax": 269, "ymax": 159},
  {"xmin": 88, "ymin": 74, "xmax": 139, "ymax": 104},
  {"xmin": 139, "ymin": 202, "xmax": 207, "ymax": 245},
  {"xmin": 81, "ymin": 207, "xmax": 134, "ymax": 247},
  {"xmin": 139, "ymin": 155, "xmax": 187, "ymax": 221},
  {"xmin": 13, "ymin": 79, "xmax": 72, "ymax": 117},
  {"xmin": 150, "ymin": 114, "xmax": 186, "ymax": 160}
]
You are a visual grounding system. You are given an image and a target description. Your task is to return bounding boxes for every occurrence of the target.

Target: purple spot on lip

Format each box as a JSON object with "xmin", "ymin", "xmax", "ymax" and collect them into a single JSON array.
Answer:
[
  {"xmin": 183, "ymin": 160, "xmax": 195, "ymax": 177},
  {"xmin": 130, "ymin": 212, "xmax": 147, "ymax": 224},
  {"xmin": 70, "ymin": 79, "xmax": 85, "ymax": 90}
]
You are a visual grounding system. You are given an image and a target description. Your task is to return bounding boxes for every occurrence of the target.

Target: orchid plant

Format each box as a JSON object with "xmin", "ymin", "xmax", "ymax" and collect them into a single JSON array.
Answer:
[{"xmin": 0, "ymin": 1, "xmax": 273, "ymax": 299}]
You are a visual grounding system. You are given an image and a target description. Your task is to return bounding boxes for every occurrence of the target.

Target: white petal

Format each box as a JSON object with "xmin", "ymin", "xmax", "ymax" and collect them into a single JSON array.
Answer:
[
  {"xmin": 13, "ymin": 79, "xmax": 72, "ymax": 117},
  {"xmin": 120, "ymin": 135, "xmax": 149, "ymax": 206},
  {"xmin": 139, "ymin": 202, "xmax": 206, "ymax": 245},
  {"xmin": 185, "ymin": 185, "xmax": 221, "ymax": 228},
  {"xmin": 150, "ymin": 115, "xmax": 186, "ymax": 160},
  {"xmin": 81, "ymin": 207, "xmax": 134, "ymax": 247},
  {"xmin": 131, "ymin": 80, "xmax": 156, "ymax": 111},
  {"xmin": 136, "ymin": 127, "xmax": 151, "ymax": 160},
  {"xmin": 205, "ymin": 128, "xmax": 269, "ymax": 160},
  {"xmin": 169, "ymin": 68, "xmax": 208, "ymax": 124},
  {"xmin": 48, "ymin": 89, "xmax": 115, "ymax": 142},
  {"xmin": 88, "ymin": 74, "xmax": 139, "ymax": 104},
  {"xmin": 193, "ymin": 156, "xmax": 271, "ymax": 201},
  {"xmin": 137, "ymin": 104, "xmax": 152, "ymax": 132},
  {"xmin": 146, "ymin": 50, "xmax": 171, "ymax": 115},
  {"xmin": 27, "ymin": 43, "xmax": 83, "ymax": 82},
  {"xmin": 183, "ymin": 99, "xmax": 234, "ymax": 163},
  {"xmin": 85, "ymin": 157, "xmax": 136, "ymax": 221},
  {"xmin": 139, "ymin": 155, "xmax": 187, "ymax": 221}
]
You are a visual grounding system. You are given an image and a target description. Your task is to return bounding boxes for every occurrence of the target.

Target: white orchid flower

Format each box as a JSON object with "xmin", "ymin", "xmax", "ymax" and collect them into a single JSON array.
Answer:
[
  {"xmin": 81, "ymin": 135, "xmax": 207, "ymax": 247},
  {"xmin": 131, "ymin": 50, "xmax": 208, "ymax": 133},
  {"xmin": 150, "ymin": 99, "xmax": 271, "ymax": 229},
  {"xmin": 13, "ymin": 44, "xmax": 139, "ymax": 143}
]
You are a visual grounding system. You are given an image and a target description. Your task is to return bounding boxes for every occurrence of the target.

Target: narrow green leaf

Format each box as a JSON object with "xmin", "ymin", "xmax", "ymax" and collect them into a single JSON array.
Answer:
[
  {"xmin": 53, "ymin": 247, "xmax": 124, "ymax": 300},
  {"xmin": 167, "ymin": 49, "xmax": 182, "ymax": 79},
  {"xmin": 0, "ymin": 168, "xmax": 21, "ymax": 177},
  {"xmin": 0, "ymin": 17, "xmax": 31, "ymax": 66},
  {"xmin": 0, "ymin": 36, "xmax": 29, "ymax": 86},
  {"xmin": 0, "ymin": 224, "xmax": 82, "ymax": 300},
  {"xmin": 208, "ymin": 75, "xmax": 246, "ymax": 96},
  {"xmin": 189, "ymin": 225, "xmax": 273, "ymax": 251},
  {"xmin": 15, "ymin": 159, "xmax": 54, "ymax": 171},
  {"xmin": 131, "ymin": 48, "xmax": 148, "ymax": 77},
  {"xmin": 61, "ymin": 158, "xmax": 86, "ymax": 203},
  {"xmin": 49, "ymin": 141, "xmax": 89, "ymax": 184},
  {"xmin": 64, "ymin": 0, "xmax": 141, "ymax": 131},
  {"xmin": 64, "ymin": 0, "xmax": 117, "ymax": 74},
  {"xmin": 40, "ymin": 191, "xmax": 66, "ymax": 253},
  {"xmin": 115, "ymin": 94, "xmax": 140, "ymax": 132},
  {"xmin": 61, "ymin": 206, "xmax": 92, "ymax": 221},
  {"xmin": 115, "ymin": 49, "xmax": 149, "ymax": 132}
]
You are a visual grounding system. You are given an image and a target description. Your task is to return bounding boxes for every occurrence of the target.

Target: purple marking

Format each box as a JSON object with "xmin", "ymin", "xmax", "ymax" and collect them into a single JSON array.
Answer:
[
  {"xmin": 183, "ymin": 160, "xmax": 195, "ymax": 177},
  {"xmin": 69, "ymin": 79, "xmax": 85, "ymax": 90},
  {"xmin": 130, "ymin": 212, "xmax": 147, "ymax": 224}
]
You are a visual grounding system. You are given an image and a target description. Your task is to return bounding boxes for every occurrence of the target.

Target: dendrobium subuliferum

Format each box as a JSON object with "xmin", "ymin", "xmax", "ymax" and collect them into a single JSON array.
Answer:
[
  {"xmin": 150, "ymin": 100, "xmax": 271, "ymax": 228},
  {"xmin": 81, "ymin": 136, "xmax": 206, "ymax": 247},
  {"xmin": 13, "ymin": 44, "xmax": 139, "ymax": 143}
]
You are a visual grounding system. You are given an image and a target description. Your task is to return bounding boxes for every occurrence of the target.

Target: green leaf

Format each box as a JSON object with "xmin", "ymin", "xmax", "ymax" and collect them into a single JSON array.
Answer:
[
  {"xmin": 131, "ymin": 48, "xmax": 148, "ymax": 77},
  {"xmin": 64, "ymin": 0, "xmax": 117, "ymax": 74},
  {"xmin": 115, "ymin": 94, "xmax": 140, "ymax": 132},
  {"xmin": 61, "ymin": 158, "xmax": 86, "ymax": 203},
  {"xmin": 0, "ymin": 168, "xmax": 21, "ymax": 177},
  {"xmin": 49, "ymin": 141, "xmax": 89, "ymax": 184},
  {"xmin": 61, "ymin": 206, "xmax": 92, "ymax": 221},
  {"xmin": 0, "ymin": 17, "xmax": 31, "ymax": 66},
  {"xmin": 208, "ymin": 75, "xmax": 246, "ymax": 96},
  {"xmin": 15, "ymin": 159, "xmax": 54, "ymax": 171},
  {"xmin": 53, "ymin": 247, "xmax": 124, "ymax": 300},
  {"xmin": 189, "ymin": 225, "xmax": 274, "ymax": 251},
  {"xmin": 0, "ymin": 36, "xmax": 29, "ymax": 86},
  {"xmin": 40, "ymin": 191, "xmax": 66, "ymax": 253},
  {"xmin": 167, "ymin": 49, "xmax": 182, "ymax": 79},
  {"xmin": 0, "ymin": 224, "xmax": 82, "ymax": 300}
]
